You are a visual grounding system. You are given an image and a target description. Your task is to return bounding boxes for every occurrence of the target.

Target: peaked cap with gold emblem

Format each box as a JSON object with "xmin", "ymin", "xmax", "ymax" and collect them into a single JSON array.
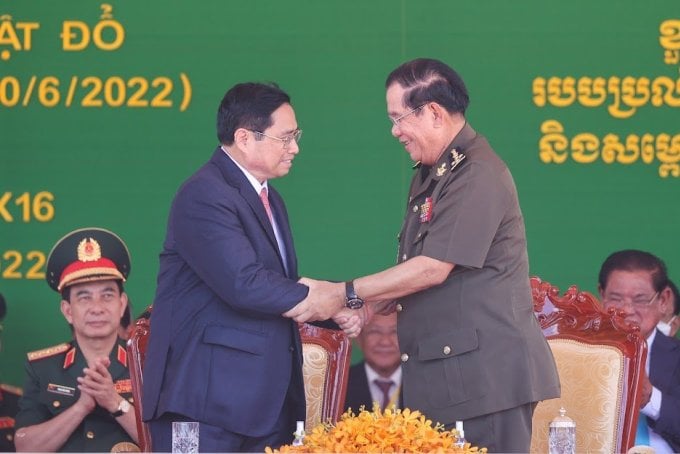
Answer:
[{"xmin": 46, "ymin": 228, "xmax": 131, "ymax": 292}]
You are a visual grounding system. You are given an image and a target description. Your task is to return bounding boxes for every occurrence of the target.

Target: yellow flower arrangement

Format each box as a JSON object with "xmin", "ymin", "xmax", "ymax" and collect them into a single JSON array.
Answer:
[{"xmin": 267, "ymin": 405, "xmax": 487, "ymax": 453}]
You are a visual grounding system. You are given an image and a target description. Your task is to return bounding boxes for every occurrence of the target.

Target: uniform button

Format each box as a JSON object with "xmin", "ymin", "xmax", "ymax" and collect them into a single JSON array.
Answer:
[
  {"xmin": 52, "ymin": 400, "xmax": 60, "ymax": 408},
  {"xmin": 412, "ymin": 205, "xmax": 418, "ymax": 213},
  {"xmin": 443, "ymin": 346, "xmax": 452, "ymax": 355},
  {"xmin": 6, "ymin": 434, "xmax": 13, "ymax": 442},
  {"xmin": 86, "ymin": 431, "xmax": 95, "ymax": 439},
  {"xmin": 401, "ymin": 353, "xmax": 409, "ymax": 362},
  {"xmin": 396, "ymin": 303, "xmax": 403, "ymax": 312},
  {"xmin": 402, "ymin": 254, "xmax": 407, "ymax": 261}
]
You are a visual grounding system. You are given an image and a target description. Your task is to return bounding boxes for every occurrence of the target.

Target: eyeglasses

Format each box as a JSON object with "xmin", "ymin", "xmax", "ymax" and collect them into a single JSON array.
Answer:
[
  {"xmin": 603, "ymin": 291, "xmax": 659, "ymax": 308},
  {"xmin": 250, "ymin": 129, "xmax": 302, "ymax": 149},
  {"xmin": 388, "ymin": 104, "xmax": 426, "ymax": 126}
]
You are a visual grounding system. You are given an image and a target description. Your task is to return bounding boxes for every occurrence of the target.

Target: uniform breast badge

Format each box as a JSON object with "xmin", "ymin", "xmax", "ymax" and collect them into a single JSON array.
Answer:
[{"xmin": 419, "ymin": 197, "xmax": 433, "ymax": 223}]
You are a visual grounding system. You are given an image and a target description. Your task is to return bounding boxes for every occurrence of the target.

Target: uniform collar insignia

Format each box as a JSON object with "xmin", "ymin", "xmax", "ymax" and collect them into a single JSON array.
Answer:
[
  {"xmin": 62, "ymin": 346, "xmax": 77, "ymax": 369},
  {"xmin": 436, "ymin": 162, "xmax": 447, "ymax": 177},
  {"xmin": 117, "ymin": 345, "xmax": 127, "ymax": 367},
  {"xmin": 450, "ymin": 147, "xmax": 466, "ymax": 172}
]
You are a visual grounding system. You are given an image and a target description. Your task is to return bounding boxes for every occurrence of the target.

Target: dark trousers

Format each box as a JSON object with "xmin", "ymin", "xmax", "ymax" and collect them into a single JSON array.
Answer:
[{"xmin": 445, "ymin": 402, "xmax": 537, "ymax": 453}]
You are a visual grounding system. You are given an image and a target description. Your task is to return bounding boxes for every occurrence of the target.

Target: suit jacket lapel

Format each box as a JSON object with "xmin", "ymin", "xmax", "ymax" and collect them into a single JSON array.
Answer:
[
  {"xmin": 210, "ymin": 148, "xmax": 293, "ymax": 276},
  {"xmin": 268, "ymin": 186, "xmax": 297, "ymax": 278},
  {"xmin": 209, "ymin": 148, "xmax": 279, "ymax": 248}
]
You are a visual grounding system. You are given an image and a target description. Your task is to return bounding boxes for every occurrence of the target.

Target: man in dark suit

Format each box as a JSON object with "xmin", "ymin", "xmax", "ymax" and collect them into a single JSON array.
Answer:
[
  {"xmin": 143, "ymin": 82, "xmax": 363, "ymax": 453},
  {"xmin": 344, "ymin": 313, "xmax": 402, "ymax": 414},
  {"xmin": 599, "ymin": 250, "xmax": 680, "ymax": 453}
]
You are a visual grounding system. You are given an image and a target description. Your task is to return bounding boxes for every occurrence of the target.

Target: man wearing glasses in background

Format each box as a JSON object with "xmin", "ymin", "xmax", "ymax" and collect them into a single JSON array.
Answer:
[
  {"xmin": 599, "ymin": 249, "xmax": 680, "ymax": 453},
  {"xmin": 143, "ymin": 82, "xmax": 363, "ymax": 452}
]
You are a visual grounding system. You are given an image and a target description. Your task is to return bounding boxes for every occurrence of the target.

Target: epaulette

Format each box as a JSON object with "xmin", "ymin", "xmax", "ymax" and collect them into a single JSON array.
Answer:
[
  {"xmin": 0, "ymin": 383, "xmax": 23, "ymax": 396},
  {"xmin": 27, "ymin": 343, "xmax": 70, "ymax": 362}
]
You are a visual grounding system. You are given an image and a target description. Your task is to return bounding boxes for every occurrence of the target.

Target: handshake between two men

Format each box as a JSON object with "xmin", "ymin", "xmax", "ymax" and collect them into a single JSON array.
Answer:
[{"xmin": 283, "ymin": 277, "xmax": 396, "ymax": 338}]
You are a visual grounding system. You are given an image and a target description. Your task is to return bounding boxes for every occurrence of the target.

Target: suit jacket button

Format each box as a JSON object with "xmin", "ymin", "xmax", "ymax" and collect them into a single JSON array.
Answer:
[
  {"xmin": 443, "ymin": 346, "xmax": 452, "ymax": 355},
  {"xmin": 400, "ymin": 353, "xmax": 409, "ymax": 362},
  {"xmin": 86, "ymin": 431, "xmax": 95, "ymax": 439},
  {"xmin": 396, "ymin": 303, "xmax": 403, "ymax": 312}
]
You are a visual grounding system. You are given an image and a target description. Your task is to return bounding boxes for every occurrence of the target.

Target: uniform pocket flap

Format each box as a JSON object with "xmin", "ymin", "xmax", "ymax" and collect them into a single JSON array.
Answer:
[
  {"xmin": 203, "ymin": 325, "xmax": 267, "ymax": 356},
  {"xmin": 417, "ymin": 328, "xmax": 478, "ymax": 361}
]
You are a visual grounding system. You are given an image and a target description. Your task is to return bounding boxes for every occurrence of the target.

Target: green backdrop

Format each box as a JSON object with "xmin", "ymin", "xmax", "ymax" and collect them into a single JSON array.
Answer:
[{"xmin": 1, "ymin": 1, "xmax": 679, "ymax": 387}]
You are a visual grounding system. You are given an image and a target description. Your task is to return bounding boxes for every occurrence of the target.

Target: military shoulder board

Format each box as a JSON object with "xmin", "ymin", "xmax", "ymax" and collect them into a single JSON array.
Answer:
[{"xmin": 27, "ymin": 343, "xmax": 70, "ymax": 362}]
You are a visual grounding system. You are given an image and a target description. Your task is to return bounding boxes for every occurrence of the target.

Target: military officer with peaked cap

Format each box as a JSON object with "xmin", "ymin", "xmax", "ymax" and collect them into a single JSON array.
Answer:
[{"xmin": 14, "ymin": 228, "xmax": 139, "ymax": 452}]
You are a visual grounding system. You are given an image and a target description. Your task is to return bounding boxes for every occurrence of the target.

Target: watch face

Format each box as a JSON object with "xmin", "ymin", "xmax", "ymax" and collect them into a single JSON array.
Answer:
[
  {"xmin": 345, "ymin": 298, "xmax": 364, "ymax": 310},
  {"xmin": 119, "ymin": 399, "xmax": 131, "ymax": 413}
]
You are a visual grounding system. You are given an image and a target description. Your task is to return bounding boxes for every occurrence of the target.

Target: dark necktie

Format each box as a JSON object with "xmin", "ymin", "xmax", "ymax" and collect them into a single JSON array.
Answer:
[
  {"xmin": 374, "ymin": 379, "xmax": 394, "ymax": 411},
  {"xmin": 259, "ymin": 187, "xmax": 273, "ymax": 223}
]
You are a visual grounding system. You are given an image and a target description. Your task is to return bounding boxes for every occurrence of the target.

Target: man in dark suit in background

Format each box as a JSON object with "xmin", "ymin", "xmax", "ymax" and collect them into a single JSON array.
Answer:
[
  {"xmin": 143, "ymin": 82, "xmax": 363, "ymax": 453},
  {"xmin": 657, "ymin": 279, "xmax": 680, "ymax": 339},
  {"xmin": 344, "ymin": 312, "xmax": 402, "ymax": 414},
  {"xmin": 599, "ymin": 250, "xmax": 680, "ymax": 453}
]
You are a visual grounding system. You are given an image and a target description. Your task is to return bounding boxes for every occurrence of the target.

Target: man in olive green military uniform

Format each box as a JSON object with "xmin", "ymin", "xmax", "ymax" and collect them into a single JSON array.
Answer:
[
  {"xmin": 1, "ymin": 293, "xmax": 23, "ymax": 452},
  {"xmin": 285, "ymin": 58, "xmax": 560, "ymax": 452},
  {"xmin": 14, "ymin": 228, "xmax": 139, "ymax": 452}
]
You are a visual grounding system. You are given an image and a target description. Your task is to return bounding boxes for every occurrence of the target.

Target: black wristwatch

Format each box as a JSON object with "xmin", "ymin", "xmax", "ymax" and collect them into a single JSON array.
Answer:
[
  {"xmin": 110, "ymin": 398, "xmax": 131, "ymax": 418},
  {"xmin": 345, "ymin": 280, "xmax": 364, "ymax": 309}
]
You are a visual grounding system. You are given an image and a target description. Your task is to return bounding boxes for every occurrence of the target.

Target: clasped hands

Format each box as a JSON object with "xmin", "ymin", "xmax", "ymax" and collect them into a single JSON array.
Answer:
[
  {"xmin": 283, "ymin": 277, "xmax": 369, "ymax": 338},
  {"xmin": 75, "ymin": 357, "xmax": 122, "ymax": 414}
]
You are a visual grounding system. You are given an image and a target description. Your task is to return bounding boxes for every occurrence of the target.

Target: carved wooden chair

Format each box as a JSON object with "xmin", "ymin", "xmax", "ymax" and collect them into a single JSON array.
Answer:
[
  {"xmin": 299, "ymin": 322, "xmax": 352, "ymax": 431},
  {"xmin": 530, "ymin": 276, "xmax": 647, "ymax": 454},
  {"xmin": 126, "ymin": 309, "xmax": 351, "ymax": 452},
  {"xmin": 127, "ymin": 306, "xmax": 152, "ymax": 452}
]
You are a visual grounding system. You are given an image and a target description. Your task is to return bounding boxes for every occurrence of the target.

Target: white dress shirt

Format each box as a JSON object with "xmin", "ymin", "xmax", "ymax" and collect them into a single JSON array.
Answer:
[{"xmin": 364, "ymin": 363, "xmax": 402, "ymax": 410}]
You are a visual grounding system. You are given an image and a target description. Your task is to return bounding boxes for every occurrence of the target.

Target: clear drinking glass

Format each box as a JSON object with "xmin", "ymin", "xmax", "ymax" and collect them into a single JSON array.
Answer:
[
  {"xmin": 549, "ymin": 407, "xmax": 576, "ymax": 454},
  {"xmin": 172, "ymin": 421, "xmax": 199, "ymax": 453}
]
